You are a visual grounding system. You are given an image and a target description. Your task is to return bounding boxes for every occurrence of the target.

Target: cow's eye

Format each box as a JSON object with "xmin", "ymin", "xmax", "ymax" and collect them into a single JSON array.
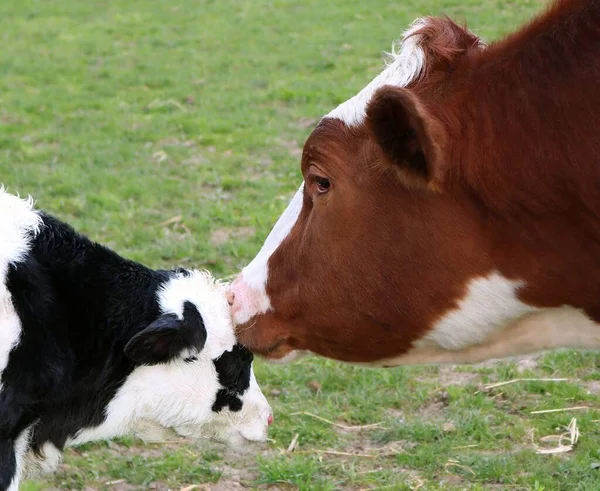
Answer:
[
  {"xmin": 315, "ymin": 176, "xmax": 331, "ymax": 193},
  {"xmin": 308, "ymin": 165, "xmax": 331, "ymax": 195}
]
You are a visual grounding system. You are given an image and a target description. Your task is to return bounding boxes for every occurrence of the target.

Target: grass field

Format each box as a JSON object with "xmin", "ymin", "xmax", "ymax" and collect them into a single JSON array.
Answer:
[{"xmin": 1, "ymin": 0, "xmax": 599, "ymax": 489}]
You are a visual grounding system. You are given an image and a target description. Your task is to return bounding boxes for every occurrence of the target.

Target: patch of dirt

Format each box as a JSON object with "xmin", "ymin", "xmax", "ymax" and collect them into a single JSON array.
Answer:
[
  {"xmin": 210, "ymin": 463, "xmax": 255, "ymax": 490},
  {"xmin": 210, "ymin": 227, "xmax": 255, "ymax": 246},
  {"xmin": 420, "ymin": 401, "xmax": 447, "ymax": 423},
  {"xmin": 384, "ymin": 408, "xmax": 405, "ymax": 424},
  {"xmin": 516, "ymin": 355, "xmax": 540, "ymax": 373},
  {"xmin": 85, "ymin": 440, "xmax": 279, "ymax": 490},
  {"xmin": 584, "ymin": 380, "xmax": 600, "ymax": 395},
  {"xmin": 438, "ymin": 366, "xmax": 480, "ymax": 387},
  {"xmin": 257, "ymin": 155, "xmax": 274, "ymax": 167},
  {"xmin": 154, "ymin": 137, "xmax": 196, "ymax": 148},
  {"xmin": 473, "ymin": 353, "xmax": 541, "ymax": 371}
]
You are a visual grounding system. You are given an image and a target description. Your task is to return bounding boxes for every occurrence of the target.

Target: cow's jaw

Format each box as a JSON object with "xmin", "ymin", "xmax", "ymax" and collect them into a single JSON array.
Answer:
[{"xmin": 230, "ymin": 184, "xmax": 304, "ymax": 326}]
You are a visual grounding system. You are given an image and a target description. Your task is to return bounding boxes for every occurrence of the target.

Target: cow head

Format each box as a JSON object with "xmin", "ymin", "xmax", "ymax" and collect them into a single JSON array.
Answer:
[{"xmin": 229, "ymin": 17, "xmax": 491, "ymax": 363}]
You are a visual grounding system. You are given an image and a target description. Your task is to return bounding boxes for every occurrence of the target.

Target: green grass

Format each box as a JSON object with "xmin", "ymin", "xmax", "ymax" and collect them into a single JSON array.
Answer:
[{"xmin": 2, "ymin": 0, "xmax": 598, "ymax": 489}]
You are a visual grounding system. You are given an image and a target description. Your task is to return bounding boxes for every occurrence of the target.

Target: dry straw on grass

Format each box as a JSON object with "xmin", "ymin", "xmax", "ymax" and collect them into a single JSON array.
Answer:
[
  {"xmin": 444, "ymin": 459, "xmax": 476, "ymax": 476},
  {"xmin": 530, "ymin": 406, "xmax": 591, "ymax": 415},
  {"xmin": 286, "ymin": 433, "xmax": 299, "ymax": 453},
  {"xmin": 179, "ymin": 485, "xmax": 211, "ymax": 491},
  {"xmin": 530, "ymin": 417, "xmax": 580, "ymax": 455},
  {"xmin": 290, "ymin": 411, "xmax": 383, "ymax": 430},
  {"xmin": 483, "ymin": 378, "xmax": 569, "ymax": 390}
]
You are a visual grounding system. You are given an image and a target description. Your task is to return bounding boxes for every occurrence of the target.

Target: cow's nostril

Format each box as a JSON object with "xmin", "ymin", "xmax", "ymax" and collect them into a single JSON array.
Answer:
[{"xmin": 226, "ymin": 291, "xmax": 235, "ymax": 306}]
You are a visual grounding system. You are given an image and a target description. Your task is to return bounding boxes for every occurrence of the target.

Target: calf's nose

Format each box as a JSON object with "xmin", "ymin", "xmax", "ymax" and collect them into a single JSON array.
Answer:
[{"xmin": 267, "ymin": 414, "xmax": 274, "ymax": 426}]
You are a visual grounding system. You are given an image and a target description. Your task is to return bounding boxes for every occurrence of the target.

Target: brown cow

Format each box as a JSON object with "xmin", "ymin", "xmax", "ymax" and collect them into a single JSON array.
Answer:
[{"xmin": 229, "ymin": 0, "xmax": 600, "ymax": 366}]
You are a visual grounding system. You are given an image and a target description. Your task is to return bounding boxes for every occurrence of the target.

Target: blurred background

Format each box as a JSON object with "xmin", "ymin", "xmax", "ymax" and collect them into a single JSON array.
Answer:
[{"xmin": 2, "ymin": 1, "xmax": 598, "ymax": 489}]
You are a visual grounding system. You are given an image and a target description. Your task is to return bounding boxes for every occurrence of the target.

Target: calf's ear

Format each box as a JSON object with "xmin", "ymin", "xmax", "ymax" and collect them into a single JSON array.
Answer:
[
  {"xmin": 124, "ymin": 301, "xmax": 207, "ymax": 365},
  {"xmin": 365, "ymin": 85, "xmax": 447, "ymax": 190}
]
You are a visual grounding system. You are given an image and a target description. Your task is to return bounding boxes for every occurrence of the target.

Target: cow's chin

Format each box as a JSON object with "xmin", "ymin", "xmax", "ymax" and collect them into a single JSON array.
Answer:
[
  {"xmin": 266, "ymin": 349, "xmax": 307, "ymax": 364},
  {"xmin": 246, "ymin": 337, "xmax": 299, "ymax": 362},
  {"xmin": 235, "ymin": 329, "xmax": 306, "ymax": 363}
]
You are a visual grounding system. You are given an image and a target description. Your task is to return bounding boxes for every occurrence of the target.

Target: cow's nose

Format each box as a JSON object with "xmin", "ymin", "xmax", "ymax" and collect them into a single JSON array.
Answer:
[
  {"xmin": 226, "ymin": 290, "xmax": 235, "ymax": 306},
  {"xmin": 267, "ymin": 414, "xmax": 274, "ymax": 426}
]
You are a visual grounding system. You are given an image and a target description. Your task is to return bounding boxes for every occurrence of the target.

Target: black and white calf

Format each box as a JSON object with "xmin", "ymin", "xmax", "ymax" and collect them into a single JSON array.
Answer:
[{"xmin": 0, "ymin": 189, "xmax": 272, "ymax": 490}]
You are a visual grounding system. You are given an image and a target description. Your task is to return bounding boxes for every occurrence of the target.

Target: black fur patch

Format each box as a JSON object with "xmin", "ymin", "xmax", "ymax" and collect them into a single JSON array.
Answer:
[
  {"xmin": 124, "ymin": 301, "xmax": 207, "ymax": 365},
  {"xmin": 0, "ymin": 212, "xmax": 208, "ymax": 485},
  {"xmin": 211, "ymin": 344, "xmax": 253, "ymax": 413},
  {"xmin": 0, "ymin": 439, "xmax": 16, "ymax": 490}
]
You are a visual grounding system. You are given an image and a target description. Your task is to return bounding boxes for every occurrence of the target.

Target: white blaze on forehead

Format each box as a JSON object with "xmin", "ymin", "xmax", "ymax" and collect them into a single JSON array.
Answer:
[
  {"xmin": 325, "ymin": 18, "xmax": 428, "ymax": 127},
  {"xmin": 243, "ymin": 184, "xmax": 305, "ymax": 290},
  {"xmin": 233, "ymin": 184, "xmax": 304, "ymax": 324}
]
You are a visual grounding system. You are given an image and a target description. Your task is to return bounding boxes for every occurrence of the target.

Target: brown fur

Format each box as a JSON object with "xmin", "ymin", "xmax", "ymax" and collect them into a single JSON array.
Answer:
[{"xmin": 235, "ymin": 0, "xmax": 600, "ymax": 363}]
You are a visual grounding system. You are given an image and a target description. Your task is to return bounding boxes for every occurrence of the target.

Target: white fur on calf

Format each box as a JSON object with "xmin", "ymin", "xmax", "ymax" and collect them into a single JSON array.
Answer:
[{"xmin": 0, "ymin": 189, "xmax": 41, "ymax": 395}]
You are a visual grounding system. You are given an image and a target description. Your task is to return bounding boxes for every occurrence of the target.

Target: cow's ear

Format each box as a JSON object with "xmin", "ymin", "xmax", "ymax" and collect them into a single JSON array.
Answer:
[
  {"xmin": 365, "ymin": 85, "xmax": 447, "ymax": 190},
  {"xmin": 124, "ymin": 302, "xmax": 207, "ymax": 365}
]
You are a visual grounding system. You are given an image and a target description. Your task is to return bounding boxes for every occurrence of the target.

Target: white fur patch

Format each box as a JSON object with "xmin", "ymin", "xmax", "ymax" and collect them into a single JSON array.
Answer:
[
  {"xmin": 374, "ymin": 307, "xmax": 600, "ymax": 367},
  {"xmin": 0, "ymin": 285, "xmax": 23, "ymax": 394},
  {"xmin": 231, "ymin": 184, "xmax": 304, "ymax": 326},
  {"xmin": 0, "ymin": 187, "xmax": 42, "ymax": 392},
  {"xmin": 369, "ymin": 273, "xmax": 600, "ymax": 367},
  {"xmin": 325, "ymin": 18, "xmax": 428, "ymax": 127},
  {"xmin": 68, "ymin": 350, "xmax": 270, "ymax": 448},
  {"xmin": 230, "ymin": 20, "xmax": 431, "ymax": 324},
  {"xmin": 22, "ymin": 442, "xmax": 63, "ymax": 478},
  {"xmin": 8, "ymin": 426, "xmax": 32, "ymax": 491},
  {"xmin": 421, "ymin": 272, "xmax": 537, "ymax": 350},
  {"xmin": 158, "ymin": 270, "xmax": 236, "ymax": 359},
  {"xmin": 0, "ymin": 187, "xmax": 42, "ymax": 281}
]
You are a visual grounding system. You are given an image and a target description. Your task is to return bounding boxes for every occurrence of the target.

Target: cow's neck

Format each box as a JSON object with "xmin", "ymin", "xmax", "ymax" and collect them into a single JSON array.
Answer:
[{"xmin": 451, "ymin": 0, "xmax": 600, "ymax": 220}]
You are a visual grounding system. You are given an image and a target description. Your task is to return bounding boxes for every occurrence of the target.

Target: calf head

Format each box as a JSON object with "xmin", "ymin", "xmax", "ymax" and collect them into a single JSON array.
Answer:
[{"xmin": 80, "ymin": 271, "xmax": 272, "ymax": 448}]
